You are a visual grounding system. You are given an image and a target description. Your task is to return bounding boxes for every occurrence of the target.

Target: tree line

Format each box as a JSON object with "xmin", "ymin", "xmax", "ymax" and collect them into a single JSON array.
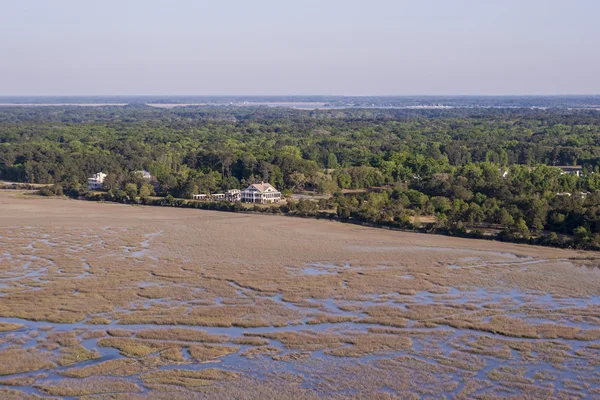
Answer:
[{"xmin": 3, "ymin": 106, "xmax": 600, "ymax": 249}]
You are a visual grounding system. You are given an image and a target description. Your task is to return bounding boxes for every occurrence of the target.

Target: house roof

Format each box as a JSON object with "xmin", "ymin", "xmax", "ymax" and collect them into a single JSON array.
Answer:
[{"xmin": 246, "ymin": 182, "xmax": 277, "ymax": 193}]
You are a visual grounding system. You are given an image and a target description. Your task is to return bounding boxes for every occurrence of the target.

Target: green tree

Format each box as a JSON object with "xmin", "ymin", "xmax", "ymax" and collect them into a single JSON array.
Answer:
[
  {"xmin": 513, "ymin": 218, "xmax": 530, "ymax": 239},
  {"xmin": 139, "ymin": 183, "xmax": 155, "ymax": 198},
  {"xmin": 327, "ymin": 153, "xmax": 339, "ymax": 169},
  {"xmin": 573, "ymin": 226, "xmax": 589, "ymax": 241},
  {"xmin": 124, "ymin": 183, "xmax": 138, "ymax": 200}
]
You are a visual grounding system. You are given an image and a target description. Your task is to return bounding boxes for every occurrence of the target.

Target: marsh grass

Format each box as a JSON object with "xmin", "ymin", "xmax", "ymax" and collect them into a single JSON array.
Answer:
[
  {"xmin": 0, "ymin": 387, "xmax": 38, "ymax": 400},
  {"xmin": 305, "ymin": 314, "xmax": 356, "ymax": 325},
  {"xmin": 247, "ymin": 331, "xmax": 346, "ymax": 352},
  {"xmin": 443, "ymin": 315, "xmax": 540, "ymax": 339},
  {"xmin": 0, "ymin": 323, "xmax": 23, "ymax": 332},
  {"xmin": 326, "ymin": 334, "xmax": 412, "ymax": 357},
  {"xmin": 1, "ymin": 193, "xmax": 599, "ymax": 398},
  {"xmin": 60, "ymin": 359, "xmax": 151, "ymax": 378},
  {"xmin": 107, "ymin": 329, "xmax": 133, "ymax": 337},
  {"xmin": 0, "ymin": 377, "xmax": 36, "ymax": 386},
  {"xmin": 187, "ymin": 344, "xmax": 239, "ymax": 362},
  {"xmin": 57, "ymin": 345, "xmax": 101, "ymax": 366},
  {"xmin": 160, "ymin": 347, "xmax": 187, "ymax": 363},
  {"xmin": 86, "ymin": 317, "xmax": 111, "ymax": 324},
  {"xmin": 34, "ymin": 377, "xmax": 142, "ymax": 397},
  {"xmin": 97, "ymin": 337, "xmax": 177, "ymax": 357},
  {"xmin": 450, "ymin": 334, "xmax": 513, "ymax": 359},
  {"xmin": 240, "ymin": 346, "xmax": 281, "ymax": 358},
  {"xmin": 136, "ymin": 328, "xmax": 228, "ymax": 343},
  {"xmin": 0, "ymin": 349, "xmax": 55, "ymax": 376},
  {"xmin": 140, "ymin": 369, "xmax": 240, "ymax": 389},
  {"xmin": 230, "ymin": 337, "xmax": 270, "ymax": 346}
]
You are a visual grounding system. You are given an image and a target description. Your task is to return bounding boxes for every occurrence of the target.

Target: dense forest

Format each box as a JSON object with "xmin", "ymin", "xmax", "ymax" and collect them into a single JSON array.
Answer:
[{"xmin": 3, "ymin": 105, "xmax": 600, "ymax": 249}]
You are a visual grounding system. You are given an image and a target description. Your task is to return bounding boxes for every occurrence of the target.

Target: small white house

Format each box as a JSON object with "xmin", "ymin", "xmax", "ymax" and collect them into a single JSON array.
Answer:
[
  {"xmin": 135, "ymin": 170, "xmax": 152, "ymax": 181},
  {"xmin": 241, "ymin": 182, "xmax": 281, "ymax": 204},
  {"xmin": 226, "ymin": 189, "xmax": 241, "ymax": 202},
  {"xmin": 87, "ymin": 172, "xmax": 107, "ymax": 190},
  {"xmin": 193, "ymin": 189, "xmax": 240, "ymax": 202},
  {"xmin": 556, "ymin": 191, "xmax": 589, "ymax": 198},
  {"xmin": 556, "ymin": 166, "xmax": 583, "ymax": 177}
]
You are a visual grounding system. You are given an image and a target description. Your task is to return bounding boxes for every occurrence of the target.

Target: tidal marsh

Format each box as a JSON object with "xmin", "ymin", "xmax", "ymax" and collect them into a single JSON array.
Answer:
[{"xmin": 0, "ymin": 191, "xmax": 599, "ymax": 398}]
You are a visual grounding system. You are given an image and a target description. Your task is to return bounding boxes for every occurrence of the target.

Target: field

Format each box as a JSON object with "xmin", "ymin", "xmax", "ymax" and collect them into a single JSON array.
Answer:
[{"xmin": 0, "ymin": 190, "xmax": 599, "ymax": 399}]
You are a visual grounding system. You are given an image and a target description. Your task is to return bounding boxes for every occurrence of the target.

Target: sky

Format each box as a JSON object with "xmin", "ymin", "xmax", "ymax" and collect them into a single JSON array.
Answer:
[{"xmin": 1, "ymin": 0, "xmax": 599, "ymax": 96}]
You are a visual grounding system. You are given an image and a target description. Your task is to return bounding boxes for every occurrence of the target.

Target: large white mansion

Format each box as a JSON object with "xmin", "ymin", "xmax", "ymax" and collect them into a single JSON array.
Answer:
[{"xmin": 241, "ymin": 182, "xmax": 282, "ymax": 204}]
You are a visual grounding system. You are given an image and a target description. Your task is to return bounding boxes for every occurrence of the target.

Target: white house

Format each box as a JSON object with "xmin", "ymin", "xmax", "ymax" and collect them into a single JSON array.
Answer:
[
  {"xmin": 134, "ymin": 170, "xmax": 152, "ymax": 181},
  {"xmin": 241, "ymin": 182, "xmax": 281, "ymax": 204},
  {"xmin": 556, "ymin": 166, "xmax": 583, "ymax": 177},
  {"xmin": 557, "ymin": 191, "xmax": 589, "ymax": 199},
  {"xmin": 193, "ymin": 189, "xmax": 241, "ymax": 202},
  {"xmin": 87, "ymin": 172, "xmax": 107, "ymax": 190},
  {"xmin": 226, "ymin": 189, "xmax": 241, "ymax": 202}
]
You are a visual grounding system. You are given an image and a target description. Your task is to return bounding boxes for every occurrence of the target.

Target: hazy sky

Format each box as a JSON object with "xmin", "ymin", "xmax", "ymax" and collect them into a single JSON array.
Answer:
[{"xmin": 1, "ymin": 0, "xmax": 598, "ymax": 96}]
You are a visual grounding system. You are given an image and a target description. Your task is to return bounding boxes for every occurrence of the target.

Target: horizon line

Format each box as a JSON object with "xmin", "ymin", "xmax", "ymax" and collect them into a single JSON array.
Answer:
[{"xmin": 1, "ymin": 94, "xmax": 600, "ymax": 98}]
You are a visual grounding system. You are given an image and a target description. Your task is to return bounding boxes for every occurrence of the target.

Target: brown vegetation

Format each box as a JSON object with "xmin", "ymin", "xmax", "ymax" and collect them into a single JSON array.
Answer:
[
  {"xmin": 0, "ymin": 192, "xmax": 599, "ymax": 398},
  {"xmin": 0, "ymin": 349, "xmax": 55, "ymax": 376},
  {"xmin": 140, "ymin": 369, "xmax": 240, "ymax": 389}
]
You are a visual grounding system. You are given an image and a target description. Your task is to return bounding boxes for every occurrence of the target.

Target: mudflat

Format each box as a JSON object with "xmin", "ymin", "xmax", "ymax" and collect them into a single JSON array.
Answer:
[{"xmin": 0, "ymin": 191, "xmax": 599, "ymax": 399}]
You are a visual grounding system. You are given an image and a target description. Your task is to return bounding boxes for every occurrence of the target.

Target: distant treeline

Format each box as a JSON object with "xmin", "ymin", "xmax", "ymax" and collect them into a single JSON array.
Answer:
[{"xmin": 1, "ymin": 94, "xmax": 599, "ymax": 108}]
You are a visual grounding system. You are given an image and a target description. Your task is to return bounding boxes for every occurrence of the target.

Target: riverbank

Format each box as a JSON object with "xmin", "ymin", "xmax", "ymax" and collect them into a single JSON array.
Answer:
[{"xmin": 42, "ymin": 187, "xmax": 599, "ymax": 252}]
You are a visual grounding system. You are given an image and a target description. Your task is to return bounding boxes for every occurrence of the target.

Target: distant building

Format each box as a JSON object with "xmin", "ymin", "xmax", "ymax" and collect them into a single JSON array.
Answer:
[
  {"xmin": 241, "ymin": 182, "xmax": 281, "ymax": 204},
  {"xmin": 556, "ymin": 166, "xmax": 583, "ymax": 177},
  {"xmin": 503, "ymin": 166, "xmax": 584, "ymax": 178},
  {"xmin": 226, "ymin": 189, "xmax": 241, "ymax": 202},
  {"xmin": 134, "ymin": 170, "xmax": 153, "ymax": 181},
  {"xmin": 192, "ymin": 189, "xmax": 241, "ymax": 202},
  {"xmin": 556, "ymin": 191, "xmax": 589, "ymax": 198},
  {"xmin": 87, "ymin": 172, "xmax": 107, "ymax": 190}
]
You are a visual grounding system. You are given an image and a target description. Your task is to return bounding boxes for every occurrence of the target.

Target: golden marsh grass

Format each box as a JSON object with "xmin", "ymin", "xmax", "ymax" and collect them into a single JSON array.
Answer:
[{"xmin": 0, "ymin": 191, "xmax": 599, "ymax": 398}]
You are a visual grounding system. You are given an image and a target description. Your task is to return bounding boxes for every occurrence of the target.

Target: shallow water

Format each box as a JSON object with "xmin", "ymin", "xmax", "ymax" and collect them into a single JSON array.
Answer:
[
  {"xmin": 1, "ymin": 226, "xmax": 599, "ymax": 398},
  {"xmin": 2, "ymin": 314, "xmax": 596, "ymax": 394},
  {"xmin": 1, "ymin": 281, "xmax": 598, "ymax": 398}
]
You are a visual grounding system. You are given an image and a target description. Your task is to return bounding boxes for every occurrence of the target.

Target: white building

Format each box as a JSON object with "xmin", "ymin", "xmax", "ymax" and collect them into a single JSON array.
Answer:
[
  {"xmin": 556, "ymin": 166, "xmax": 583, "ymax": 177},
  {"xmin": 226, "ymin": 189, "xmax": 241, "ymax": 202},
  {"xmin": 134, "ymin": 170, "xmax": 152, "ymax": 181},
  {"xmin": 557, "ymin": 191, "xmax": 589, "ymax": 199},
  {"xmin": 241, "ymin": 182, "xmax": 281, "ymax": 204},
  {"xmin": 87, "ymin": 172, "xmax": 107, "ymax": 190},
  {"xmin": 193, "ymin": 189, "xmax": 241, "ymax": 202}
]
